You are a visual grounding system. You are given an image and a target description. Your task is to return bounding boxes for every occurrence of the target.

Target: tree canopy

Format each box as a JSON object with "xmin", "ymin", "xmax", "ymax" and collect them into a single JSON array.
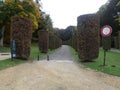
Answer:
[
  {"xmin": 97, "ymin": 0, "xmax": 120, "ymax": 36},
  {"xmin": 0, "ymin": 0, "xmax": 41, "ymax": 32}
]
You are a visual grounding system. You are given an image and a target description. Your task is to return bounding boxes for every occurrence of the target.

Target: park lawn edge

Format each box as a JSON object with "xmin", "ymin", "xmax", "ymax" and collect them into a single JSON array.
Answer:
[
  {"xmin": 0, "ymin": 45, "xmax": 61, "ymax": 70},
  {"xmin": 70, "ymin": 46, "xmax": 120, "ymax": 77}
]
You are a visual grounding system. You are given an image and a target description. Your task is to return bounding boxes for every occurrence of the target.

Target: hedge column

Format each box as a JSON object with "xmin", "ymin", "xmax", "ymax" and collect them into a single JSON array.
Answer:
[
  {"xmin": 11, "ymin": 17, "xmax": 32, "ymax": 60},
  {"xmin": 77, "ymin": 14, "xmax": 100, "ymax": 62},
  {"xmin": 113, "ymin": 37, "xmax": 119, "ymax": 49},
  {"xmin": 38, "ymin": 30, "xmax": 49, "ymax": 53}
]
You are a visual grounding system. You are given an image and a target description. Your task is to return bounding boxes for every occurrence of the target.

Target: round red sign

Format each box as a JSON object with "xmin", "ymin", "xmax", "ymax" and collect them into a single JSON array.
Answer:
[{"xmin": 101, "ymin": 25, "xmax": 112, "ymax": 37}]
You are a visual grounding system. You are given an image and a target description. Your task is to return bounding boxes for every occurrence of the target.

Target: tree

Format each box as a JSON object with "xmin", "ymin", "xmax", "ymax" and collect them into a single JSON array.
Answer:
[
  {"xmin": 97, "ymin": 0, "xmax": 120, "ymax": 36},
  {"xmin": 58, "ymin": 26, "xmax": 74, "ymax": 41},
  {"xmin": 0, "ymin": 0, "xmax": 41, "ymax": 45},
  {"xmin": 114, "ymin": 1, "xmax": 120, "ymax": 28}
]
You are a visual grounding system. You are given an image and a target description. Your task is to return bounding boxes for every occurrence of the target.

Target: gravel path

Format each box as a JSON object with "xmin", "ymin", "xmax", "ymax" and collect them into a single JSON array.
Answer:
[
  {"xmin": 48, "ymin": 45, "xmax": 74, "ymax": 60},
  {"xmin": 0, "ymin": 45, "xmax": 120, "ymax": 90}
]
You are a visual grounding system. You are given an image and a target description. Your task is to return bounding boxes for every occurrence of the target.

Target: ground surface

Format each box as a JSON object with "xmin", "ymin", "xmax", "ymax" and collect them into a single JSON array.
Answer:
[
  {"xmin": 0, "ymin": 53, "xmax": 11, "ymax": 60},
  {"xmin": 0, "ymin": 45, "xmax": 120, "ymax": 90}
]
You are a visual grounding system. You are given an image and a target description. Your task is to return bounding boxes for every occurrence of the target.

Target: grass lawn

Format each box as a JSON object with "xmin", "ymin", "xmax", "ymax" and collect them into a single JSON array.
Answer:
[
  {"xmin": 0, "ymin": 44, "xmax": 59, "ymax": 70},
  {"xmin": 0, "ymin": 59, "xmax": 26, "ymax": 70},
  {"xmin": 30, "ymin": 43, "xmax": 59, "ymax": 60},
  {"xmin": 0, "ymin": 46, "xmax": 10, "ymax": 52},
  {"xmin": 70, "ymin": 47, "xmax": 120, "ymax": 76}
]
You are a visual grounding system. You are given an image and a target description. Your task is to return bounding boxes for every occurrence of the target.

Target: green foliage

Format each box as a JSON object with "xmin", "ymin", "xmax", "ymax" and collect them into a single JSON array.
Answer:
[
  {"xmin": 30, "ymin": 43, "xmax": 47, "ymax": 60},
  {"xmin": 97, "ymin": 0, "xmax": 120, "ymax": 36},
  {"xmin": 0, "ymin": 0, "xmax": 41, "ymax": 41},
  {"xmin": 0, "ymin": 46, "xmax": 10, "ymax": 52},
  {"xmin": 38, "ymin": 12, "xmax": 53, "ymax": 31},
  {"xmin": 58, "ymin": 26, "xmax": 74, "ymax": 41}
]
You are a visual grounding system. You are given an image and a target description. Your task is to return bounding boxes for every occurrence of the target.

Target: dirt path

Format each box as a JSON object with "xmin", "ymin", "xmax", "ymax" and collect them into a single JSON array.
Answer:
[{"xmin": 0, "ymin": 45, "xmax": 120, "ymax": 90}]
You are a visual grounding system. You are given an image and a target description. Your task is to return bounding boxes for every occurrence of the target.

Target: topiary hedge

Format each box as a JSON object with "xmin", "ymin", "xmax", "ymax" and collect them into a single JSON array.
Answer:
[
  {"xmin": 49, "ymin": 33, "xmax": 62, "ymax": 49},
  {"xmin": 38, "ymin": 30, "xmax": 49, "ymax": 53},
  {"xmin": 77, "ymin": 14, "xmax": 100, "ymax": 62},
  {"xmin": 11, "ymin": 16, "xmax": 32, "ymax": 60}
]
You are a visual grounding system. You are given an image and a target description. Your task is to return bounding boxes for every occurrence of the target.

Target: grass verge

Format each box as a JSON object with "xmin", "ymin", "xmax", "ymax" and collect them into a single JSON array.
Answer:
[
  {"xmin": 0, "ymin": 46, "xmax": 10, "ymax": 52},
  {"xmin": 0, "ymin": 44, "xmax": 60, "ymax": 70},
  {"xmin": 0, "ymin": 59, "xmax": 26, "ymax": 70},
  {"xmin": 70, "ymin": 46, "xmax": 120, "ymax": 76},
  {"xmin": 30, "ymin": 43, "xmax": 60, "ymax": 60}
]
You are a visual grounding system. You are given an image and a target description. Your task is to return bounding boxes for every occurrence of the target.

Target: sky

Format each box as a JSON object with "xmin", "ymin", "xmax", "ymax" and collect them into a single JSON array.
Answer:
[{"xmin": 41, "ymin": 0, "xmax": 108, "ymax": 29}]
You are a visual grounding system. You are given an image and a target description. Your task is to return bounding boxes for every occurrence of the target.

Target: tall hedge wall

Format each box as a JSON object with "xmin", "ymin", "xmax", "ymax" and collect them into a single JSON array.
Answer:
[
  {"xmin": 77, "ymin": 14, "xmax": 100, "ymax": 62},
  {"xmin": 49, "ymin": 33, "xmax": 62, "ymax": 49},
  {"xmin": 38, "ymin": 30, "xmax": 49, "ymax": 53},
  {"xmin": 11, "ymin": 17, "xmax": 32, "ymax": 60}
]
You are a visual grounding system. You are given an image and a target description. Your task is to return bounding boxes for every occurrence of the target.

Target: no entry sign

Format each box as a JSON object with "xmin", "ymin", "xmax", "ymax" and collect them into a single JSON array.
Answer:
[{"xmin": 101, "ymin": 25, "xmax": 112, "ymax": 37}]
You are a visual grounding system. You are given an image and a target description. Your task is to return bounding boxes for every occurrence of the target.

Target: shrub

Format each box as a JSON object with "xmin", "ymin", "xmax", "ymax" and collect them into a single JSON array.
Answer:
[
  {"xmin": 38, "ymin": 30, "xmax": 49, "ymax": 53},
  {"xmin": 11, "ymin": 16, "xmax": 32, "ymax": 60},
  {"xmin": 77, "ymin": 14, "xmax": 100, "ymax": 62}
]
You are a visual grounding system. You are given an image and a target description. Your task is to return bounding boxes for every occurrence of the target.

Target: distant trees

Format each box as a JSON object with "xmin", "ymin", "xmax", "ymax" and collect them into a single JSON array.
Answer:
[
  {"xmin": 33, "ymin": 12, "xmax": 54, "ymax": 40},
  {"xmin": 97, "ymin": 0, "xmax": 120, "ymax": 36},
  {"xmin": 58, "ymin": 26, "xmax": 74, "ymax": 41}
]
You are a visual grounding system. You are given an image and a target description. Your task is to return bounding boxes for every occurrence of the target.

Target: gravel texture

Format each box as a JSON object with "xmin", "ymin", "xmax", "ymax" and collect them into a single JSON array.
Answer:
[{"xmin": 0, "ymin": 45, "xmax": 120, "ymax": 90}]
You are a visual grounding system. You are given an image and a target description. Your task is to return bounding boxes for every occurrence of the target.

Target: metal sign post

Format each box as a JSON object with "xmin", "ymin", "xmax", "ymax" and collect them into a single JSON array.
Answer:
[
  {"xmin": 11, "ymin": 40, "xmax": 16, "ymax": 61},
  {"xmin": 103, "ymin": 50, "xmax": 107, "ymax": 66},
  {"xmin": 101, "ymin": 25, "xmax": 112, "ymax": 66}
]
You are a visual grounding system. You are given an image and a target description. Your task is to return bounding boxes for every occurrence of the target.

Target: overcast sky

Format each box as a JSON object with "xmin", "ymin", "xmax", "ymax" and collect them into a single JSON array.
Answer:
[{"xmin": 41, "ymin": 0, "xmax": 108, "ymax": 29}]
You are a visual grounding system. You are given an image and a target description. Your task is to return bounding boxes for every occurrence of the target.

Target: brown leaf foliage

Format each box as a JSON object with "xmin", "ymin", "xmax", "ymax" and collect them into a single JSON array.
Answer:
[
  {"xmin": 11, "ymin": 16, "xmax": 32, "ymax": 60},
  {"xmin": 38, "ymin": 30, "xmax": 49, "ymax": 53},
  {"xmin": 77, "ymin": 14, "xmax": 100, "ymax": 61}
]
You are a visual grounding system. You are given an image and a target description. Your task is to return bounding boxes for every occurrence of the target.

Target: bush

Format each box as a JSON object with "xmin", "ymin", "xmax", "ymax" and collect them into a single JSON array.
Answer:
[
  {"xmin": 11, "ymin": 16, "xmax": 32, "ymax": 60},
  {"xmin": 38, "ymin": 30, "xmax": 49, "ymax": 53},
  {"xmin": 77, "ymin": 14, "xmax": 100, "ymax": 61},
  {"xmin": 49, "ymin": 32, "xmax": 62, "ymax": 49}
]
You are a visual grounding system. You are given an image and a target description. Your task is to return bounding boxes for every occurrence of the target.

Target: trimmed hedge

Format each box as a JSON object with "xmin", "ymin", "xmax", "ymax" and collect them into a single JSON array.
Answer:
[
  {"xmin": 11, "ymin": 17, "xmax": 32, "ymax": 60},
  {"xmin": 77, "ymin": 14, "xmax": 100, "ymax": 62},
  {"xmin": 49, "ymin": 32, "xmax": 62, "ymax": 49},
  {"xmin": 38, "ymin": 30, "xmax": 49, "ymax": 53},
  {"xmin": 113, "ymin": 37, "xmax": 119, "ymax": 49}
]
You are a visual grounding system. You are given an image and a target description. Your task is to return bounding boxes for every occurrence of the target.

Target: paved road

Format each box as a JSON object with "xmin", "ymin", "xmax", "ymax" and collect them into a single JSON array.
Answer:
[
  {"xmin": 0, "ymin": 45, "xmax": 120, "ymax": 90},
  {"xmin": 48, "ymin": 45, "xmax": 74, "ymax": 60},
  {"xmin": 0, "ymin": 53, "xmax": 11, "ymax": 60}
]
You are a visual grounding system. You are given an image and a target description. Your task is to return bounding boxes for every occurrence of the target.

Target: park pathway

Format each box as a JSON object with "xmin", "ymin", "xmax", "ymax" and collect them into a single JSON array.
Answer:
[{"xmin": 0, "ymin": 45, "xmax": 120, "ymax": 90}]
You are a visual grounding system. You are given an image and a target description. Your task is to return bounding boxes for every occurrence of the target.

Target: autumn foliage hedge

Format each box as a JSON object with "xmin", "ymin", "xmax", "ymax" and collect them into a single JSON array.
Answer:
[
  {"xmin": 38, "ymin": 30, "xmax": 49, "ymax": 53},
  {"xmin": 77, "ymin": 14, "xmax": 100, "ymax": 62},
  {"xmin": 113, "ymin": 36, "xmax": 119, "ymax": 49},
  {"xmin": 49, "ymin": 32, "xmax": 62, "ymax": 49},
  {"xmin": 11, "ymin": 17, "xmax": 32, "ymax": 60}
]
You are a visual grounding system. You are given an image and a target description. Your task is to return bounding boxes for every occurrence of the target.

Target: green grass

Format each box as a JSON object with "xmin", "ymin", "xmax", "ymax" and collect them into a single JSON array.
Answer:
[
  {"xmin": 70, "ymin": 47, "xmax": 120, "ymax": 76},
  {"xmin": 0, "ymin": 46, "xmax": 10, "ymax": 52},
  {"xmin": 30, "ymin": 43, "xmax": 60, "ymax": 60},
  {"xmin": 0, "ymin": 44, "xmax": 59, "ymax": 70},
  {"xmin": 0, "ymin": 59, "xmax": 26, "ymax": 70}
]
